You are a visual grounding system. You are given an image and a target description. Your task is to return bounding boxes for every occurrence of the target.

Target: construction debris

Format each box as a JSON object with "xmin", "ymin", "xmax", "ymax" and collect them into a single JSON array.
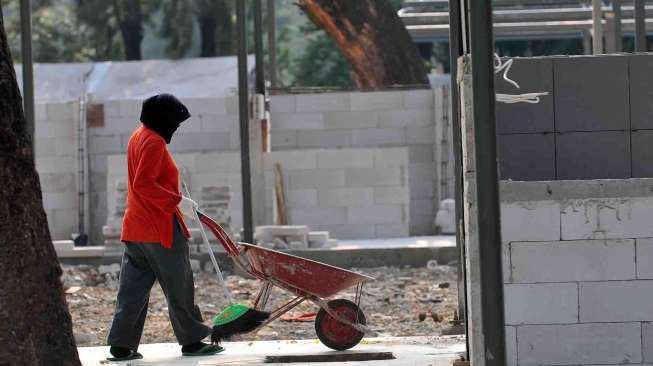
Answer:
[{"xmin": 65, "ymin": 264, "xmax": 458, "ymax": 346}]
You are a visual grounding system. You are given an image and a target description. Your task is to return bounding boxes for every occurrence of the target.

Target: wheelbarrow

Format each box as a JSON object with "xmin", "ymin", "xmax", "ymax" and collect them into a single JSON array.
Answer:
[{"xmin": 197, "ymin": 212, "xmax": 374, "ymax": 351}]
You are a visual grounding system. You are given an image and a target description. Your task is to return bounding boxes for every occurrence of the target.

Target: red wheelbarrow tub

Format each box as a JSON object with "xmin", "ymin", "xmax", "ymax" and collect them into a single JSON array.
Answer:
[{"xmin": 240, "ymin": 243, "xmax": 374, "ymax": 299}]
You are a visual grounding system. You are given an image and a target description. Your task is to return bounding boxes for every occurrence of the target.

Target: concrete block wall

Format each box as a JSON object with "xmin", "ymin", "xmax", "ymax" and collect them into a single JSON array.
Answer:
[
  {"xmin": 90, "ymin": 97, "xmax": 238, "ymax": 244},
  {"xmin": 270, "ymin": 89, "xmax": 452, "ymax": 235},
  {"xmin": 34, "ymin": 102, "xmax": 79, "ymax": 240},
  {"xmin": 264, "ymin": 148, "xmax": 410, "ymax": 239},
  {"xmin": 500, "ymin": 179, "xmax": 653, "ymax": 366},
  {"xmin": 108, "ymin": 147, "xmax": 409, "ymax": 240}
]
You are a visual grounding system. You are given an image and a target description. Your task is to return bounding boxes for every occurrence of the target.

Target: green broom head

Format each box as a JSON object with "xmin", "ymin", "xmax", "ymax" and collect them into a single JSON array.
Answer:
[{"xmin": 211, "ymin": 304, "xmax": 270, "ymax": 344}]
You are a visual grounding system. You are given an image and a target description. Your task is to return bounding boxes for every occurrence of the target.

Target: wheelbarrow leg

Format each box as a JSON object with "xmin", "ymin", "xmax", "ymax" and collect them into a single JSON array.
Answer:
[{"xmin": 253, "ymin": 281, "xmax": 273, "ymax": 311}]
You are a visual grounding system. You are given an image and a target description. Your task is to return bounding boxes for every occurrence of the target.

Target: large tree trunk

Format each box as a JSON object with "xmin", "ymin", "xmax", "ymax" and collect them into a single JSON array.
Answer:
[
  {"xmin": 197, "ymin": 14, "xmax": 217, "ymax": 57},
  {"xmin": 114, "ymin": 0, "xmax": 143, "ymax": 60},
  {"xmin": 297, "ymin": 0, "xmax": 429, "ymax": 89},
  {"xmin": 0, "ymin": 9, "xmax": 81, "ymax": 366},
  {"xmin": 194, "ymin": 0, "xmax": 233, "ymax": 57}
]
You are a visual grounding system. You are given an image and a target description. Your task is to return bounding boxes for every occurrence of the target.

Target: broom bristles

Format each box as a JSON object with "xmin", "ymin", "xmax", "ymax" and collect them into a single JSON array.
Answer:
[{"xmin": 211, "ymin": 308, "xmax": 270, "ymax": 345}]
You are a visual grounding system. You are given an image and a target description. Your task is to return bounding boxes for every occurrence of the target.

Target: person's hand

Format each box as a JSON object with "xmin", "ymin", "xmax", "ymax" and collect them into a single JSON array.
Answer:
[{"xmin": 179, "ymin": 196, "xmax": 199, "ymax": 219}]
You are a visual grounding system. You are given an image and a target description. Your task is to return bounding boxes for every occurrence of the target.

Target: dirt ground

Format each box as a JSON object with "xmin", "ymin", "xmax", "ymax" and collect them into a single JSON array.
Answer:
[{"xmin": 63, "ymin": 263, "xmax": 461, "ymax": 346}]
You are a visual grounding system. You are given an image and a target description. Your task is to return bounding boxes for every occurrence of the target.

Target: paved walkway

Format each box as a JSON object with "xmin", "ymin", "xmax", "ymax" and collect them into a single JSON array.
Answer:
[{"xmin": 78, "ymin": 336, "xmax": 465, "ymax": 365}]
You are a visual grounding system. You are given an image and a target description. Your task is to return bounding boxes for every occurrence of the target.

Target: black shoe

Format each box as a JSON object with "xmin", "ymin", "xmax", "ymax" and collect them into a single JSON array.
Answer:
[
  {"xmin": 181, "ymin": 342, "xmax": 224, "ymax": 356},
  {"xmin": 107, "ymin": 346, "xmax": 143, "ymax": 361}
]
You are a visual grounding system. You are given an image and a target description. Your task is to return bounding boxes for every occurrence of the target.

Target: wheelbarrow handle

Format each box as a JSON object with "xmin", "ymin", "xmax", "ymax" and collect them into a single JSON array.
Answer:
[{"xmin": 197, "ymin": 210, "xmax": 241, "ymax": 257}]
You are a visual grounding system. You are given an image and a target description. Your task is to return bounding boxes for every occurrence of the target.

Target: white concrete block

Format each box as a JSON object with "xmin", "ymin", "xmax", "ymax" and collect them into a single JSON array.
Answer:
[
  {"xmin": 350, "ymin": 91, "xmax": 403, "ymax": 111},
  {"xmin": 36, "ymin": 157, "xmax": 76, "ymax": 174},
  {"xmin": 200, "ymin": 114, "xmax": 237, "ymax": 133},
  {"xmin": 174, "ymin": 115, "xmax": 202, "ymax": 133},
  {"xmin": 107, "ymin": 155, "xmax": 127, "ymax": 175},
  {"xmin": 169, "ymin": 132, "xmax": 231, "ymax": 152},
  {"xmin": 35, "ymin": 137, "xmax": 57, "ymax": 157},
  {"xmin": 273, "ymin": 112, "xmax": 324, "ymax": 130},
  {"xmin": 410, "ymin": 179, "xmax": 435, "ymax": 200},
  {"xmin": 195, "ymin": 153, "xmax": 240, "ymax": 173},
  {"xmin": 270, "ymin": 95, "xmax": 296, "ymax": 113},
  {"xmin": 644, "ymin": 322, "xmax": 653, "ymax": 362},
  {"xmin": 89, "ymin": 135, "xmax": 122, "ymax": 154},
  {"xmin": 505, "ymin": 283, "xmax": 578, "ymax": 325},
  {"xmin": 103, "ymin": 100, "xmax": 121, "ymax": 118},
  {"xmin": 225, "ymin": 96, "xmax": 238, "ymax": 115},
  {"xmin": 500, "ymin": 201, "xmax": 561, "ymax": 242},
  {"xmin": 408, "ymin": 144, "xmax": 435, "ymax": 163},
  {"xmin": 374, "ymin": 187, "xmax": 409, "ymax": 205},
  {"xmin": 351, "ymin": 128, "xmax": 406, "ymax": 147},
  {"xmin": 318, "ymin": 224, "xmax": 375, "ymax": 239},
  {"xmin": 503, "ymin": 242, "xmax": 512, "ymax": 283},
  {"xmin": 55, "ymin": 136, "xmax": 77, "ymax": 156},
  {"xmin": 409, "ymin": 163, "xmax": 436, "ymax": 182},
  {"xmin": 42, "ymin": 192, "xmax": 77, "ymax": 210},
  {"xmin": 183, "ymin": 97, "xmax": 228, "ymax": 115},
  {"xmin": 637, "ymin": 238, "xmax": 653, "ymax": 279},
  {"xmin": 323, "ymin": 111, "xmax": 379, "ymax": 129},
  {"xmin": 347, "ymin": 205, "xmax": 404, "ymax": 224},
  {"xmin": 318, "ymin": 188, "xmax": 374, "ymax": 207},
  {"xmin": 286, "ymin": 189, "xmax": 318, "ymax": 207},
  {"xmin": 93, "ymin": 117, "xmax": 139, "ymax": 136},
  {"xmin": 580, "ymin": 280, "xmax": 653, "ymax": 322},
  {"xmin": 375, "ymin": 223, "xmax": 409, "ymax": 238},
  {"xmin": 511, "ymin": 239, "xmax": 636, "ymax": 283},
  {"xmin": 403, "ymin": 89, "xmax": 434, "ymax": 109},
  {"xmin": 345, "ymin": 167, "xmax": 403, "ymax": 188},
  {"xmin": 289, "ymin": 169, "xmax": 345, "ymax": 189},
  {"xmin": 289, "ymin": 207, "xmax": 348, "ymax": 225},
  {"xmin": 47, "ymin": 103, "xmax": 76, "ymax": 121},
  {"xmin": 296, "ymin": 93, "xmax": 350, "ymax": 112},
  {"xmin": 296, "ymin": 130, "xmax": 351, "ymax": 149},
  {"xmin": 266, "ymin": 150, "xmax": 317, "ymax": 170},
  {"xmin": 373, "ymin": 147, "xmax": 409, "ymax": 168},
  {"xmin": 317, "ymin": 150, "xmax": 374, "ymax": 169},
  {"xmin": 406, "ymin": 125, "xmax": 436, "ymax": 144},
  {"xmin": 378, "ymin": 109, "xmax": 434, "ymax": 127},
  {"xmin": 36, "ymin": 120, "xmax": 74, "ymax": 138},
  {"xmin": 119, "ymin": 100, "xmax": 142, "ymax": 116},
  {"xmin": 39, "ymin": 173, "xmax": 76, "ymax": 193},
  {"xmin": 505, "ymin": 326, "xmax": 517, "ymax": 366},
  {"xmin": 517, "ymin": 323, "xmax": 642, "ymax": 365},
  {"xmin": 410, "ymin": 199, "xmax": 434, "ymax": 218},
  {"xmin": 271, "ymin": 130, "xmax": 298, "ymax": 149},
  {"xmin": 561, "ymin": 197, "xmax": 653, "ymax": 240},
  {"xmin": 35, "ymin": 103, "xmax": 47, "ymax": 121}
]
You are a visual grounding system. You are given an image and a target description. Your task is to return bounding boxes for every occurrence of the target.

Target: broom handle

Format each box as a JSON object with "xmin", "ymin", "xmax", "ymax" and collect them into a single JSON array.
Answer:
[{"xmin": 182, "ymin": 181, "xmax": 233, "ymax": 305}]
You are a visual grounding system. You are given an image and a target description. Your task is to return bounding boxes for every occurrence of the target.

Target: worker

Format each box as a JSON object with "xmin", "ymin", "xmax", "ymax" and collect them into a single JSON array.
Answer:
[{"xmin": 106, "ymin": 94, "xmax": 223, "ymax": 361}]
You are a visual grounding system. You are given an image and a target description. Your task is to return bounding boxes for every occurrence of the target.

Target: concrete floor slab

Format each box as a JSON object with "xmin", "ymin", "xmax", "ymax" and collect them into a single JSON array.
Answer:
[{"xmin": 78, "ymin": 336, "xmax": 465, "ymax": 366}]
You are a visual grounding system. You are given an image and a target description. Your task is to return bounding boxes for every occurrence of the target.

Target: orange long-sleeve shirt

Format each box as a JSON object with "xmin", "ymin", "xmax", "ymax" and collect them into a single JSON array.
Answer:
[{"xmin": 121, "ymin": 125, "xmax": 191, "ymax": 248}]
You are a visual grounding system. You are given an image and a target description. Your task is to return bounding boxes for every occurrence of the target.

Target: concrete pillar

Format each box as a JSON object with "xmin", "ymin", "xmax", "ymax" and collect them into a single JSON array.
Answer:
[{"xmin": 593, "ymin": 0, "xmax": 604, "ymax": 54}]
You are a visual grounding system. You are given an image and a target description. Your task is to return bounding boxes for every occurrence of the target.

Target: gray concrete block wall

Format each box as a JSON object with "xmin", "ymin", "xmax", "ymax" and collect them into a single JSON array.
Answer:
[
  {"xmin": 500, "ymin": 179, "xmax": 653, "ymax": 365},
  {"xmin": 270, "ymin": 89, "xmax": 449, "ymax": 236},
  {"xmin": 34, "ymin": 102, "xmax": 79, "ymax": 240}
]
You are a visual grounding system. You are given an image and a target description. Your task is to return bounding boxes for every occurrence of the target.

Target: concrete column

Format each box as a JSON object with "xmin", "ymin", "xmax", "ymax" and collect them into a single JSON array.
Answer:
[{"xmin": 592, "ymin": 0, "xmax": 604, "ymax": 54}]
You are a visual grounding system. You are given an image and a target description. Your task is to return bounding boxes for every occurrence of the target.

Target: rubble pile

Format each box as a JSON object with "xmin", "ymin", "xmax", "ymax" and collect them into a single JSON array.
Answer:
[{"xmin": 65, "ymin": 264, "xmax": 460, "ymax": 346}]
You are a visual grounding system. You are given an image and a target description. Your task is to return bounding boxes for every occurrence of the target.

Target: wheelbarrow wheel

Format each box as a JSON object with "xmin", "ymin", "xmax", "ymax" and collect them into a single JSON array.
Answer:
[{"xmin": 315, "ymin": 299, "xmax": 366, "ymax": 351}]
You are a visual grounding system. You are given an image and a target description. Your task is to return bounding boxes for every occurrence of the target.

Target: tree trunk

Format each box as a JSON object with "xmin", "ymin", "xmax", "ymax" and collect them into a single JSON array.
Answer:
[
  {"xmin": 197, "ymin": 14, "xmax": 217, "ymax": 57},
  {"xmin": 297, "ymin": 0, "xmax": 429, "ymax": 89},
  {"xmin": 115, "ymin": 0, "xmax": 143, "ymax": 60},
  {"xmin": 0, "ymin": 9, "xmax": 81, "ymax": 366}
]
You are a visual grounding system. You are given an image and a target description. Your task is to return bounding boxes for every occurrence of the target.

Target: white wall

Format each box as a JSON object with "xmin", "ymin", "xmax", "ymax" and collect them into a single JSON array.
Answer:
[{"xmin": 500, "ymin": 180, "xmax": 653, "ymax": 366}]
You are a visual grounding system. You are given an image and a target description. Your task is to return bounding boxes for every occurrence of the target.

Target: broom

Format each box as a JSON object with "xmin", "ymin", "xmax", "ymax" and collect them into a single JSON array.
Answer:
[{"xmin": 182, "ymin": 182, "xmax": 270, "ymax": 345}]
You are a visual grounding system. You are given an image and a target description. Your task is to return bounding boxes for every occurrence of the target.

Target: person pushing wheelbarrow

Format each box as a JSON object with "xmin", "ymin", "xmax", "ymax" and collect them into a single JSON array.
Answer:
[{"xmin": 106, "ymin": 94, "xmax": 223, "ymax": 361}]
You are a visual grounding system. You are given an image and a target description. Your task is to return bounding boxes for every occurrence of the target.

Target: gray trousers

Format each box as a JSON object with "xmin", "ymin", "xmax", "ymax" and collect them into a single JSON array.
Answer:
[{"xmin": 107, "ymin": 217, "xmax": 211, "ymax": 349}]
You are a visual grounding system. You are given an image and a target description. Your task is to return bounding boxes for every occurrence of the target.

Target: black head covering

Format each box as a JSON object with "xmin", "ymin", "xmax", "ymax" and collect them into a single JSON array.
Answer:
[{"xmin": 140, "ymin": 94, "xmax": 191, "ymax": 144}]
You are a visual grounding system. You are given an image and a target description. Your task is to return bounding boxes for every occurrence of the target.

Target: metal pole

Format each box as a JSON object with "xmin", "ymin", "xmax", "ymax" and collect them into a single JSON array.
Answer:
[
  {"xmin": 20, "ymin": 0, "xmax": 34, "ymax": 151},
  {"xmin": 613, "ymin": 0, "xmax": 623, "ymax": 52},
  {"xmin": 267, "ymin": 0, "xmax": 278, "ymax": 88},
  {"xmin": 254, "ymin": 0, "xmax": 265, "ymax": 94},
  {"xmin": 592, "ymin": 0, "xmax": 604, "ymax": 54},
  {"xmin": 635, "ymin": 0, "xmax": 646, "ymax": 52},
  {"xmin": 468, "ymin": 1, "xmax": 506, "ymax": 364},
  {"xmin": 447, "ymin": 0, "xmax": 469, "ymax": 360},
  {"xmin": 237, "ymin": 0, "xmax": 253, "ymax": 244}
]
